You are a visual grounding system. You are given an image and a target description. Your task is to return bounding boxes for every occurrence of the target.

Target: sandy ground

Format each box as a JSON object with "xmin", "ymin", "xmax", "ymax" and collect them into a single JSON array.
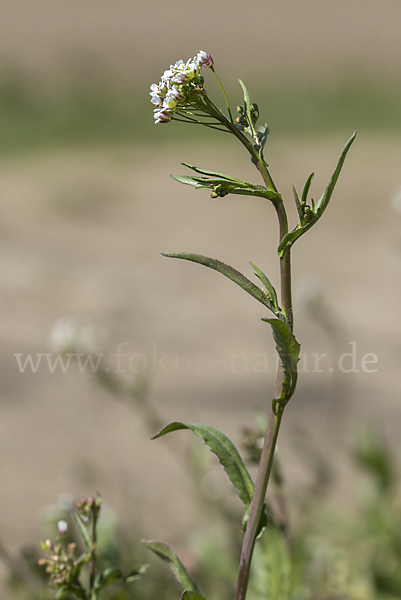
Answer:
[{"xmin": 0, "ymin": 133, "xmax": 400, "ymax": 584}]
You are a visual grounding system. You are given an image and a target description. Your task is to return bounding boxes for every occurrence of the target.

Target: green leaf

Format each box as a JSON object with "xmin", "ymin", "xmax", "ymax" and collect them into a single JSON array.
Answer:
[
  {"xmin": 152, "ymin": 422, "xmax": 254, "ymax": 525},
  {"xmin": 161, "ymin": 252, "xmax": 276, "ymax": 314},
  {"xmin": 171, "ymin": 174, "xmax": 204, "ymax": 188},
  {"xmin": 74, "ymin": 548, "xmax": 94, "ymax": 579},
  {"xmin": 278, "ymin": 131, "xmax": 356, "ymax": 257},
  {"xmin": 250, "ymin": 262, "xmax": 280, "ymax": 314},
  {"xmin": 124, "ymin": 564, "xmax": 149, "ymax": 583},
  {"xmin": 55, "ymin": 584, "xmax": 86, "ymax": 600},
  {"xmin": 250, "ymin": 526, "xmax": 291, "ymax": 600},
  {"xmin": 257, "ymin": 123, "xmax": 269, "ymax": 158},
  {"xmin": 142, "ymin": 540, "xmax": 201, "ymax": 593},
  {"xmin": 181, "ymin": 163, "xmax": 246, "ymax": 183},
  {"xmin": 181, "ymin": 592, "xmax": 207, "ymax": 600},
  {"xmin": 261, "ymin": 319, "xmax": 301, "ymax": 411},
  {"xmin": 239, "ymin": 79, "xmax": 258, "ymax": 143},
  {"xmin": 291, "ymin": 184, "xmax": 303, "ymax": 223},
  {"xmin": 171, "ymin": 172, "xmax": 281, "ymax": 202},
  {"xmin": 301, "ymin": 172, "xmax": 315, "ymax": 206},
  {"xmin": 72, "ymin": 512, "xmax": 91, "ymax": 550},
  {"xmin": 94, "ymin": 568, "xmax": 123, "ymax": 591}
]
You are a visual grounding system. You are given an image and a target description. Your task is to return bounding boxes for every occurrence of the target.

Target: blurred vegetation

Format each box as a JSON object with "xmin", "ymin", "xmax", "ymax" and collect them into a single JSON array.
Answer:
[
  {"xmin": 3, "ymin": 383, "xmax": 401, "ymax": 600},
  {"xmin": 0, "ymin": 67, "xmax": 400, "ymax": 154}
]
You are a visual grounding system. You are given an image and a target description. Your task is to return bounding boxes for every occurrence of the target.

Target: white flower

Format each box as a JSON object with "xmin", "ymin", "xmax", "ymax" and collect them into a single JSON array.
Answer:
[
  {"xmin": 57, "ymin": 520, "xmax": 68, "ymax": 537},
  {"xmin": 154, "ymin": 109, "xmax": 173, "ymax": 124},
  {"xmin": 171, "ymin": 58, "xmax": 199, "ymax": 84},
  {"xmin": 150, "ymin": 52, "xmax": 213, "ymax": 124},
  {"xmin": 47, "ymin": 317, "xmax": 77, "ymax": 353},
  {"xmin": 196, "ymin": 50, "xmax": 213, "ymax": 68},
  {"xmin": 47, "ymin": 317, "xmax": 108, "ymax": 354}
]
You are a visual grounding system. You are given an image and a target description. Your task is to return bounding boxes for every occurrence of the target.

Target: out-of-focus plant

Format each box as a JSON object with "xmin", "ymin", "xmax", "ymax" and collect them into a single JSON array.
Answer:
[
  {"xmin": 147, "ymin": 50, "xmax": 355, "ymax": 600},
  {"xmin": 38, "ymin": 495, "xmax": 147, "ymax": 600}
]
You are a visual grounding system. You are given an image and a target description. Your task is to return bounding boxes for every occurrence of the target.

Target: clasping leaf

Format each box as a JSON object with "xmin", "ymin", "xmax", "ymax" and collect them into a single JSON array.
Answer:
[
  {"xmin": 262, "ymin": 319, "xmax": 301, "ymax": 413},
  {"xmin": 278, "ymin": 131, "xmax": 356, "ymax": 257}
]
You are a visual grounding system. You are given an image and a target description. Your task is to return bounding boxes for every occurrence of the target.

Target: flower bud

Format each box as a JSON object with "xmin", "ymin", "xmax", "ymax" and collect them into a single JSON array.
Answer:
[
  {"xmin": 154, "ymin": 110, "xmax": 173, "ymax": 124},
  {"xmin": 57, "ymin": 520, "xmax": 68, "ymax": 538},
  {"xmin": 68, "ymin": 542, "xmax": 77, "ymax": 555},
  {"xmin": 193, "ymin": 85, "xmax": 207, "ymax": 98},
  {"xmin": 197, "ymin": 51, "xmax": 213, "ymax": 68}
]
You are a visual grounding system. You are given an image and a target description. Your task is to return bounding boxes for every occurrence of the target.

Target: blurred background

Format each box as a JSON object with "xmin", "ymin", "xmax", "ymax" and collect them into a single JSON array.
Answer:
[{"xmin": 1, "ymin": 0, "xmax": 401, "ymax": 596}]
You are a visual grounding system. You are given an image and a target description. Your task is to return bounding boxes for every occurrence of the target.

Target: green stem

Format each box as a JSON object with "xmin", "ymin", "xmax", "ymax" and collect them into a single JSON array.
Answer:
[
  {"xmin": 89, "ymin": 512, "xmax": 97, "ymax": 598},
  {"xmin": 234, "ymin": 127, "xmax": 294, "ymax": 600},
  {"xmin": 235, "ymin": 403, "xmax": 283, "ymax": 600},
  {"xmin": 211, "ymin": 67, "xmax": 234, "ymax": 123}
]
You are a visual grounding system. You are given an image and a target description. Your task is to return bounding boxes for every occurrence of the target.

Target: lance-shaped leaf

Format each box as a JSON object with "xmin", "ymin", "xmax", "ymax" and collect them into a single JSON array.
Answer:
[
  {"xmin": 171, "ymin": 171, "xmax": 281, "ymax": 203},
  {"xmin": 180, "ymin": 163, "xmax": 249, "ymax": 183},
  {"xmin": 142, "ymin": 540, "xmax": 201, "ymax": 593},
  {"xmin": 278, "ymin": 132, "xmax": 356, "ymax": 258},
  {"xmin": 301, "ymin": 172, "xmax": 315, "ymax": 206},
  {"xmin": 292, "ymin": 184, "xmax": 303, "ymax": 223},
  {"xmin": 250, "ymin": 262, "xmax": 280, "ymax": 316},
  {"xmin": 262, "ymin": 319, "xmax": 301, "ymax": 411},
  {"xmin": 161, "ymin": 252, "xmax": 277, "ymax": 315},
  {"xmin": 152, "ymin": 422, "xmax": 255, "ymax": 525},
  {"xmin": 72, "ymin": 512, "xmax": 91, "ymax": 550},
  {"xmin": 94, "ymin": 565, "xmax": 148, "ymax": 592},
  {"xmin": 239, "ymin": 79, "xmax": 258, "ymax": 146},
  {"xmin": 182, "ymin": 592, "xmax": 207, "ymax": 600},
  {"xmin": 124, "ymin": 565, "xmax": 149, "ymax": 583}
]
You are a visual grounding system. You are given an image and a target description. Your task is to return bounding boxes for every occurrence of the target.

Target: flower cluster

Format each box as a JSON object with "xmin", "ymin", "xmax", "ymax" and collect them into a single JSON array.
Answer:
[
  {"xmin": 150, "ymin": 51, "xmax": 213, "ymax": 124},
  {"xmin": 38, "ymin": 538, "xmax": 78, "ymax": 588},
  {"xmin": 75, "ymin": 494, "xmax": 102, "ymax": 519}
]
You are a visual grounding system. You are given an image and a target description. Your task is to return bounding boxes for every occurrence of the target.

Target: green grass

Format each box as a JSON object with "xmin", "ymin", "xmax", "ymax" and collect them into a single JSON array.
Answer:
[{"xmin": 0, "ymin": 73, "xmax": 400, "ymax": 153}]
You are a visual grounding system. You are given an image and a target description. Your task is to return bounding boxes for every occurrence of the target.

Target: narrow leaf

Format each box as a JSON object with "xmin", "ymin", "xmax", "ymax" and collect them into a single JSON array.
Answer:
[
  {"xmin": 152, "ymin": 422, "xmax": 254, "ymax": 524},
  {"xmin": 262, "ymin": 319, "xmax": 301, "ymax": 410},
  {"xmin": 250, "ymin": 262, "xmax": 279, "ymax": 313},
  {"xmin": 181, "ymin": 163, "xmax": 246, "ymax": 183},
  {"xmin": 161, "ymin": 252, "xmax": 275, "ymax": 313},
  {"xmin": 125, "ymin": 564, "xmax": 149, "ymax": 583},
  {"xmin": 142, "ymin": 540, "xmax": 201, "ymax": 593},
  {"xmin": 238, "ymin": 79, "xmax": 258, "ymax": 142},
  {"xmin": 291, "ymin": 185, "xmax": 303, "ymax": 223},
  {"xmin": 72, "ymin": 512, "xmax": 91, "ymax": 550},
  {"xmin": 278, "ymin": 132, "xmax": 356, "ymax": 257},
  {"xmin": 301, "ymin": 172, "xmax": 315, "ymax": 205},
  {"xmin": 171, "ymin": 175, "xmax": 203, "ymax": 188}
]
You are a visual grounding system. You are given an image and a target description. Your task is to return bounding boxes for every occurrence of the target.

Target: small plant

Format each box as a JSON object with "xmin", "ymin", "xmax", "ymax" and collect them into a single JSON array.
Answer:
[
  {"xmin": 147, "ymin": 51, "xmax": 356, "ymax": 600},
  {"xmin": 38, "ymin": 495, "xmax": 147, "ymax": 599}
]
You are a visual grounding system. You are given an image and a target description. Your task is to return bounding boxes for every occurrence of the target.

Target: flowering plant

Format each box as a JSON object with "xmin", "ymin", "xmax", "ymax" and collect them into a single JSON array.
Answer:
[
  {"xmin": 38, "ymin": 495, "xmax": 147, "ymax": 599},
  {"xmin": 148, "ymin": 52, "xmax": 356, "ymax": 600}
]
